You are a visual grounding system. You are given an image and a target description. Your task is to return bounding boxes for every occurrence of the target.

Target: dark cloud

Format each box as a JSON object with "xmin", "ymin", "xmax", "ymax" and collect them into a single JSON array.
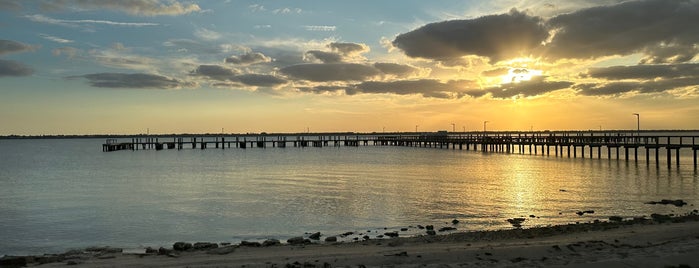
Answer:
[
  {"xmin": 328, "ymin": 42, "xmax": 368, "ymax": 55},
  {"xmin": 0, "ymin": 39, "xmax": 36, "ymax": 55},
  {"xmin": 584, "ymin": 63, "xmax": 699, "ymax": 80},
  {"xmin": 373, "ymin": 63, "xmax": 420, "ymax": 77},
  {"xmin": 190, "ymin": 65, "xmax": 238, "ymax": 80},
  {"xmin": 392, "ymin": 9, "xmax": 548, "ymax": 62},
  {"xmin": 640, "ymin": 44, "xmax": 699, "ymax": 64},
  {"xmin": 296, "ymin": 85, "xmax": 349, "ymax": 94},
  {"xmin": 190, "ymin": 64, "xmax": 285, "ymax": 87},
  {"xmin": 72, "ymin": 73, "xmax": 191, "ymax": 89},
  {"xmin": 353, "ymin": 79, "xmax": 479, "ymax": 99},
  {"xmin": 481, "ymin": 67, "xmax": 510, "ymax": 77},
  {"xmin": 231, "ymin": 74, "xmax": 287, "ymax": 87},
  {"xmin": 545, "ymin": 0, "xmax": 699, "ymax": 61},
  {"xmin": 280, "ymin": 63, "xmax": 380, "ymax": 82},
  {"xmin": 225, "ymin": 52, "xmax": 272, "ymax": 65},
  {"xmin": 0, "ymin": 59, "xmax": 34, "ymax": 77},
  {"xmin": 486, "ymin": 77, "xmax": 573, "ymax": 98},
  {"xmin": 576, "ymin": 77, "xmax": 699, "ymax": 96},
  {"xmin": 304, "ymin": 50, "xmax": 343, "ymax": 63}
]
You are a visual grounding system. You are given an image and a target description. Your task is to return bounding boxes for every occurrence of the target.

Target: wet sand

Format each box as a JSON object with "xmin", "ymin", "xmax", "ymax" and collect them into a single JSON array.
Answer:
[{"xmin": 10, "ymin": 215, "xmax": 699, "ymax": 268}]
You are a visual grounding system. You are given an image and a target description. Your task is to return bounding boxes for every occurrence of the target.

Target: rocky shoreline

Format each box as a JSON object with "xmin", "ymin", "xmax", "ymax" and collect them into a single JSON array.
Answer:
[{"xmin": 2, "ymin": 207, "xmax": 698, "ymax": 267}]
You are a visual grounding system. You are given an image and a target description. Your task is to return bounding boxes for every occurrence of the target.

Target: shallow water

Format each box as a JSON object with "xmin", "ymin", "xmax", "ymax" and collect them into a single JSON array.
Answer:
[{"xmin": 1, "ymin": 137, "xmax": 698, "ymax": 255}]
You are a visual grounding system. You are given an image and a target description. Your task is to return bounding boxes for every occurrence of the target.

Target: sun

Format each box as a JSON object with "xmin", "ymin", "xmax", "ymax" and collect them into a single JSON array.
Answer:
[{"xmin": 501, "ymin": 67, "xmax": 543, "ymax": 84}]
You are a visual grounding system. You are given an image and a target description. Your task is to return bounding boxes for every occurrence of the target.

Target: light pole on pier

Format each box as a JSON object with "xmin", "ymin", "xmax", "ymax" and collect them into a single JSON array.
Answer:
[
  {"xmin": 483, "ymin": 121, "xmax": 489, "ymax": 133},
  {"xmin": 451, "ymin": 123, "xmax": 455, "ymax": 132},
  {"xmin": 415, "ymin": 125, "xmax": 419, "ymax": 133},
  {"xmin": 633, "ymin": 113, "xmax": 640, "ymax": 135}
]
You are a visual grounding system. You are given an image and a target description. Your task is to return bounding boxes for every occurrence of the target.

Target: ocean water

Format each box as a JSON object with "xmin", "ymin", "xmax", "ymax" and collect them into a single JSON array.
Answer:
[{"xmin": 1, "ymin": 137, "xmax": 698, "ymax": 256}]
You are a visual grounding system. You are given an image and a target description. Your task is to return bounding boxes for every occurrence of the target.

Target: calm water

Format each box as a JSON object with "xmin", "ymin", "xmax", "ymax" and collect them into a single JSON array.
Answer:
[{"xmin": 1, "ymin": 137, "xmax": 698, "ymax": 256}]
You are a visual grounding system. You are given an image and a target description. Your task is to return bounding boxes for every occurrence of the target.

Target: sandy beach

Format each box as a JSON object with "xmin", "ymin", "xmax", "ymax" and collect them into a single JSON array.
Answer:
[{"xmin": 3, "ymin": 215, "xmax": 697, "ymax": 268}]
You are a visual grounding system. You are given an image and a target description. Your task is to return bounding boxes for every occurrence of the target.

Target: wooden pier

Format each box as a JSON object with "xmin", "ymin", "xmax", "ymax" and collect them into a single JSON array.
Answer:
[{"xmin": 103, "ymin": 131, "xmax": 699, "ymax": 168}]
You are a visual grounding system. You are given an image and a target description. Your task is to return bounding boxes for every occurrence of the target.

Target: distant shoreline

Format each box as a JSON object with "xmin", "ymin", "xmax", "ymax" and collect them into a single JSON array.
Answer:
[{"xmin": 2, "ymin": 129, "xmax": 699, "ymax": 140}]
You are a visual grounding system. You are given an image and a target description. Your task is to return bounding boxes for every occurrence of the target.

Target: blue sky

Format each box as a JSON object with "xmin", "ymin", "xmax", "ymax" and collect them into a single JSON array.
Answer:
[{"xmin": 1, "ymin": 0, "xmax": 698, "ymax": 135}]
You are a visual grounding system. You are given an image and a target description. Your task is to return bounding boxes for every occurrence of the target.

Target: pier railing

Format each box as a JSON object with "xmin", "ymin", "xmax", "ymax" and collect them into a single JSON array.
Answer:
[{"xmin": 102, "ymin": 131, "xmax": 699, "ymax": 168}]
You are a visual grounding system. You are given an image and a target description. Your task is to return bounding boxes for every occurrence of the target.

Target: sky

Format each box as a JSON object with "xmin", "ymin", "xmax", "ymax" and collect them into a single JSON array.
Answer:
[{"xmin": 1, "ymin": 0, "xmax": 698, "ymax": 135}]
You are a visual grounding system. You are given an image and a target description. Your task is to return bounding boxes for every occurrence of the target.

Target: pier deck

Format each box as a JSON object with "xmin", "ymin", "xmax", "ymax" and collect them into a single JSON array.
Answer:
[{"xmin": 103, "ymin": 131, "xmax": 699, "ymax": 168}]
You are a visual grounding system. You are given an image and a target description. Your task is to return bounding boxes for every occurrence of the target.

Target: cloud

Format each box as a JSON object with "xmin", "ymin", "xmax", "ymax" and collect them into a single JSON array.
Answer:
[
  {"xmin": 545, "ymin": 0, "xmax": 699, "ymax": 61},
  {"xmin": 273, "ymin": 7, "xmax": 301, "ymax": 14},
  {"xmin": 225, "ymin": 52, "xmax": 272, "ymax": 65},
  {"xmin": 391, "ymin": 1, "xmax": 699, "ymax": 63},
  {"xmin": 304, "ymin": 50, "xmax": 343, "ymax": 63},
  {"xmin": 0, "ymin": 0, "xmax": 21, "ymax": 11},
  {"xmin": 191, "ymin": 65, "xmax": 238, "ymax": 80},
  {"xmin": 231, "ymin": 74, "xmax": 287, "ymax": 87},
  {"xmin": 280, "ymin": 63, "xmax": 380, "ymax": 82},
  {"xmin": 39, "ymin": 34, "xmax": 73, "ymax": 43},
  {"xmin": 328, "ymin": 42, "xmax": 369, "ymax": 55},
  {"xmin": 481, "ymin": 67, "xmax": 510, "ymax": 77},
  {"xmin": 25, "ymin": 14, "xmax": 159, "ymax": 27},
  {"xmin": 71, "ymin": 73, "xmax": 192, "ymax": 89},
  {"xmin": 40, "ymin": 0, "xmax": 201, "ymax": 16},
  {"xmin": 576, "ymin": 63, "xmax": 699, "ymax": 96},
  {"xmin": 304, "ymin": 25, "xmax": 336, "ymax": 31},
  {"xmin": 486, "ymin": 77, "xmax": 573, "ymax": 98},
  {"xmin": 0, "ymin": 39, "xmax": 36, "ymax": 55},
  {"xmin": 584, "ymin": 64, "xmax": 699, "ymax": 80},
  {"xmin": 575, "ymin": 77, "xmax": 699, "ymax": 96},
  {"xmin": 373, "ymin": 63, "xmax": 420, "ymax": 77},
  {"xmin": 194, "ymin": 28, "xmax": 222, "ymax": 41},
  {"xmin": 0, "ymin": 59, "xmax": 34, "ymax": 77},
  {"xmin": 163, "ymin": 39, "xmax": 228, "ymax": 54},
  {"xmin": 353, "ymin": 79, "xmax": 479, "ymax": 98},
  {"xmin": 52, "ymin": 47, "xmax": 80, "ymax": 58},
  {"xmin": 392, "ymin": 9, "xmax": 548, "ymax": 63}
]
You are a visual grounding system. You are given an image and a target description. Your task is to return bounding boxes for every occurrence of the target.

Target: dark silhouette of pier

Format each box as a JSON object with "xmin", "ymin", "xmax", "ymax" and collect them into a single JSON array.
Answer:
[{"xmin": 103, "ymin": 131, "xmax": 699, "ymax": 168}]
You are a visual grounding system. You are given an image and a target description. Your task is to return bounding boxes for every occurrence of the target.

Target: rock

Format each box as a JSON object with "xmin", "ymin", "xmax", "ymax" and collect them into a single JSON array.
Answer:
[
  {"xmin": 584, "ymin": 210, "xmax": 595, "ymax": 214},
  {"xmin": 158, "ymin": 247, "xmax": 172, "ymax": 255},
  {"xmin": 193, "ymin": 242, "xmax": 218, "ymax": 250},
  {"xmin": 438, "ymin": 227, "xmax": 457, "ymax": 232},
  {"xmin": 651, "ymin": 213, "xmax": 672, "ymax": 222},
  {"xmin": 400, "ymin": 228, "xmax": 408, "ymax": 231},
  {"xmin": 207, "ymin": 246, "xmax": 236, "ymax": 255},
  {"xmin": 384, "ymin": 232, "xmax": 399, "ymax": 238},
  {"xmin": 576, "ymin": 211, "xmax": 584, "ymax": 216},
  {"xmin": 36, "ymin": 255, "xmax": 63, "ymax": 264},
  {"xmin": 240, "ymin": 241, "xmax": 262, "ymax": 247},
  {"xmin": 287, "ymin": 236, "xmax": 306, "ymax": 245},
  {"xmin": 262, "ymin": 239, "xmax": 281, "ymax": 247},
  {"xmin": 417, "ymin": 225, "xmax": 424, "ymax": 229},
  {"xmin": 609, "ymin": 216, "xmax": 624, "ymax": 222},
  {"xmin": 324, "ymin": 236, "xmax": 338, "ymax": 242},
  {"xmin": 362, "ymin": 235, "xmax": 370, "ymax": 240},
  {"xmin": 0, "ymin": 256, "xmax": 29, "ymax": 267},
  {"xmin": 173, "ymin": 242, "xmax": 192, "ymax": 251},
  {"xmin": 425, "ymin": 225, "xmax": 434, "ymax": 230},
  {"xmin": 529, "ymin": 215, "xmax": 536, "ymax": 218},
  {"xmin": 145, "ymin": 247, "xmax": 158, "ymax": 254},
  {"xmin": 426, "ymin": 230, "xmax": 436, "ymax": 236},
  {"xmin": 507, "ymin": 218, "xmax": 526, "ymax": 224},
  {"xmin": 647, "ymin": 199, "xmax": 687, "ymax": 207},
  {"xmin": 452, "ymin": 219, "xmax": 460, "ymax": 224},
  {"xmin": 309, "ymin": 232, "xmax": 321, "ymax": 240},
  {"xmin": 341, "ymin": 232, "xmax": 354, "ymax": 236}
]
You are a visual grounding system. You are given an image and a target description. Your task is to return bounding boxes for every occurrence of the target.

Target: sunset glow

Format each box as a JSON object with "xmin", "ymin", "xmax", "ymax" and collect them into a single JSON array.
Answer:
[{"xmin": 1, "ymin": 0, "xmax": 698, "ymax": 135}]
